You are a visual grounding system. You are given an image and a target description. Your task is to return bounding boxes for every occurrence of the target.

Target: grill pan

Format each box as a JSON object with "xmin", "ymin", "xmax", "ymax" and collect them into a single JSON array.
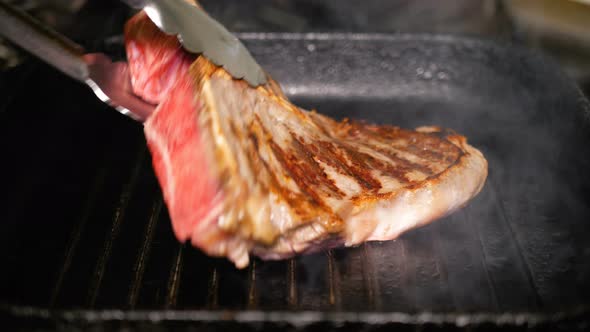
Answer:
[{"xmin": 1, "ymin": 31, "xmax": 590, "ymax": 331}]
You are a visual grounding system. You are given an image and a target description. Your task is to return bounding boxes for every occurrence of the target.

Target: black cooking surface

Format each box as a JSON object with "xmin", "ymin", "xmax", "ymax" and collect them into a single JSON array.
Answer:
[{"xmin": 1, "ymin": 34, "xmax": 590, "ymax": 330}]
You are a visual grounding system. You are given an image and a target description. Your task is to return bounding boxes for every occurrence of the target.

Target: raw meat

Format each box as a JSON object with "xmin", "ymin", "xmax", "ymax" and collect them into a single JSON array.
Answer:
[{"xmin": 125, "ymin": 8, "xmax": 488, "ymax": 268}]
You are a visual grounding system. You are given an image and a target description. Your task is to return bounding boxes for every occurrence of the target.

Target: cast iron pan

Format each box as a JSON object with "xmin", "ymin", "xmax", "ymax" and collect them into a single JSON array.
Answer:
[{"xmin": 1, "ymin": 33, "xmax": 589, "ymax": 330}]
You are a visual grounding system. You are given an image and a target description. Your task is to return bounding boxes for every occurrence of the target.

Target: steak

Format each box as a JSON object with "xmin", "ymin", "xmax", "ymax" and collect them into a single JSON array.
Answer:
[{"xmin": 125, "ymin": 9, "xmax": 488, "ymax": 268}]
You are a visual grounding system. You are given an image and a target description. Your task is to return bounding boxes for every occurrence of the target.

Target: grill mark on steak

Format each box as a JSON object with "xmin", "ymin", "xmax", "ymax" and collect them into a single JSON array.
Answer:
[
  {"xmin": 251, "ymin": 114, "xmax": 332, "ymax": 221},
  {"xmin": 267, "ymin": 138, "xmax": 321, "ymax": 203},
  {"xmin": 340, "ymin": 144, "xmax": 412, "ymax": 184},
  {"xmin": 251, "ymin": 116, "xmax": 340, "ymax": 233},
  {"xmin": 359, "ymin": 144, "xmax": 435, "ymax": 176},
  {"xmin": 386, "ymin": 149, "xmax": 435, "ymax": 175},
  {"xmin": 349, "ymin": 123, "xmax": 463, "ymax": 171},
  {"xmin": 311, "ymin": 117, "xmax": 442, "ymax": 179},
  {"xmin": 303, "ymin": 115, "xmax": 382, "ymax": 190},
  {"xmin": 289, "ymin": 133, "xmax": 345, "ymax": 199},
  {"xmin": 372, "ymin": 125, "xmax": 462, "ymax": 163},
  {"xmin": 312, "ymin": 141, "xmax": 382, "ymax": 191},
  {"xmin": 267, "ymin": 139, "xmax": 341, "ymax": 227}
]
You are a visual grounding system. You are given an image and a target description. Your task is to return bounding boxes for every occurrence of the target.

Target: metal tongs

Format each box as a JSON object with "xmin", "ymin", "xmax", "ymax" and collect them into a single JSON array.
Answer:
[{"xmin": 0, "ymin": 0, "xmax": 267, "ymax": 122}]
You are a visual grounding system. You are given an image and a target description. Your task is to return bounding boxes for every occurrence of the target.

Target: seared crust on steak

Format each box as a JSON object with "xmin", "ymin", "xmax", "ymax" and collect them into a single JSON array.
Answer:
[
  {"xmin": 127, "ymin": 9, "xmax": 488, "ymax": 268},
  {"xmin": 177, "ymin": 58, "xmax": 488, "ymax": 267}
]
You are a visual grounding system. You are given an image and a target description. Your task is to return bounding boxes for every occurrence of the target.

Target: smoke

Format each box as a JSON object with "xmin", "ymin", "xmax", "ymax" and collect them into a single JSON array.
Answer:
[{"xmin": 285, "ymin": 37, "xmax": 590, "ymax": 311}]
